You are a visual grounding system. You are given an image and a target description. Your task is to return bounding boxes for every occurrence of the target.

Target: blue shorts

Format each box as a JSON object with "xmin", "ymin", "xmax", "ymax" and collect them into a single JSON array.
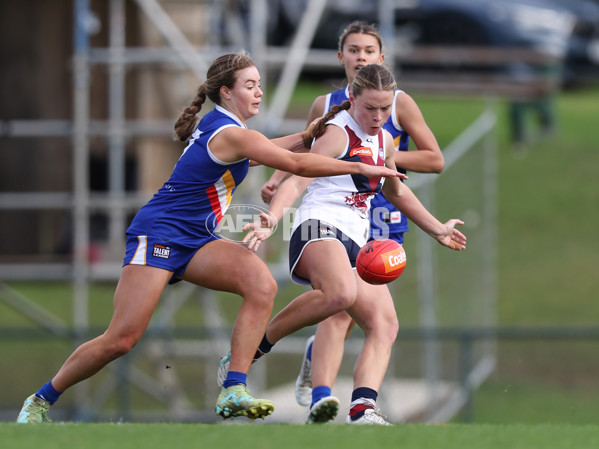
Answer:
[
  {"xmin": 289, "ymin": 219, "xmax": 361, "ymax": 285},
  {"xmin": 369, "ymin": 229, "xmax": 405, "ymax": 245},
  {"xmin": 123, "ymin": 233, "xmax": 218, "ymax": 284}
]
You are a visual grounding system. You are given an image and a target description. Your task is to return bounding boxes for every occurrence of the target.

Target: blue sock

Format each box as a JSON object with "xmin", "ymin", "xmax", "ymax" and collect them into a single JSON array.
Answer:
[
  {"xmin": 351, "ymin": 386, "xmax": 378, "ymax": 403},
  {"xmin": 349, "ymin": 387, "xmax": 378, "ymax": 421},
  {"xmin": 36, "ymin": 380, "xmax": 62, "ymax": 405},
  {"xmin": 311, "ymin": 385, "xmax": 332, "ymax": 407},
  {"xmin": 223, "ymin": 371, "xmax": 247, "ymax": 389},
  {"xmin": 306, "ymin": 340, "xmax": 313, "ymax": 362}
]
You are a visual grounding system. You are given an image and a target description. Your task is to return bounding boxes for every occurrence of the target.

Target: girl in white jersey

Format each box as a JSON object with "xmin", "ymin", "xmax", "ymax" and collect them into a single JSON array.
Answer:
[
  {"xmin": 218, "ymin": 64, "xmax": 466, "ymax": 425},
  {"xmin": 261, "ymin": 21, "xmax": 446, "ymax": 422},
  {"xmin": 16, "ymin": 52, "xmax": 401, "ymax": 424}
]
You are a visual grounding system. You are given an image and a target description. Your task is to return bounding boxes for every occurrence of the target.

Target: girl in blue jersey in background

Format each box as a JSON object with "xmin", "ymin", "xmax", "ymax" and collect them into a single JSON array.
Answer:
[
  {"xmin": 260, "ymin": 21, "xmax": 445, "ymax": 423},
  {"xmin": 16, "ymin": 51, "xmax": 401, "ymax": 424}
]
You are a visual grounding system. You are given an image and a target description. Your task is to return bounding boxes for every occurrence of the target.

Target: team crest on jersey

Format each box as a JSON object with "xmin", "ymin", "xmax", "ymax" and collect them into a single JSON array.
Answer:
[
  {"xmin": 152, "ymin": 243, "xmax": 171, "ymax": 259},
  {"xmin": 344, "ymin": 192, "xmax": 372, "ymax": 218},
  {"xmin": 379, "ymin": 148, "xmax": 385, "ymax": 160},
  {"xmin": 350, "ymin": 146, "xmax": 373, "ymax": 157}
]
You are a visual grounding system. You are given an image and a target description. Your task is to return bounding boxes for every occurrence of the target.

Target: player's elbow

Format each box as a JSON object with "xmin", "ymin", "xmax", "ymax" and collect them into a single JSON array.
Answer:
[
  {"xmin": 289, "ymin": 158, "xmax": 311, "ymax": 177},
  {"xmin": 382, "ymin": 190, "xmax": 402, "ymax": 206},
  {"xmin": 434, "ymin": 158, "xmax": 445, "ymax": 174},
  {"xmin": 419, "ymin": 150, "xmax": 444, "ymax": 174},
  {"xmin": 430, "ymin": 155, "xmax": 445, "ymax": 174}
]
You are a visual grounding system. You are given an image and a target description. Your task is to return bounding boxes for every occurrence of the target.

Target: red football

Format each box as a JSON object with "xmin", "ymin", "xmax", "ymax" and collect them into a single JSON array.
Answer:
[{"xmin": 356, "ymin": 239, "xmax": 406, "ymax": 285}]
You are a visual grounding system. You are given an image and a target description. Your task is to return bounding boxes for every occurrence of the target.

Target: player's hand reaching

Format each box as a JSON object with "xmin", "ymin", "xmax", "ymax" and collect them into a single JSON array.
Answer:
[
  {"xmin": 435, "ymin": 219, "xmax": 467, "ymax": 251},
  {"xmin": 242, "ymin": 212, "xmax": 277, "ymax": 252},
  {"xmin": 361, "ymin": 164, "xmax": 408, "ymax": 180}
]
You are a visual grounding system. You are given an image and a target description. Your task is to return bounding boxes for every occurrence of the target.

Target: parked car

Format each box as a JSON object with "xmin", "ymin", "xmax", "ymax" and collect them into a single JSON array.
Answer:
[
  {"xmin": 269, "ymin": 0, "xmax": 599, "ymax": 85},
  {"xmin": 547, "ymin": 0, "xmax": 599, "ymax": 83}
]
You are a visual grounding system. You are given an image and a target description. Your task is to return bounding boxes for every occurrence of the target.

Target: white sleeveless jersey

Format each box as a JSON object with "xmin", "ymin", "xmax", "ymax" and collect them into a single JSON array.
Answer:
[{"xmin": 292, "ymin": 110, "xmax": 387, "ymax": 246}]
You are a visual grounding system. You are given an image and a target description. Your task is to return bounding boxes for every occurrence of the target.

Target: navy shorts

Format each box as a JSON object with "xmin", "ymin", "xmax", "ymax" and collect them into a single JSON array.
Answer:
[
  {"xmin": 289, "ymin": 219, "xmax": 361, "ymax": 285},
  {"xmin": 123, "ymin": 233, "xmax": 218, "ymax": 284}
]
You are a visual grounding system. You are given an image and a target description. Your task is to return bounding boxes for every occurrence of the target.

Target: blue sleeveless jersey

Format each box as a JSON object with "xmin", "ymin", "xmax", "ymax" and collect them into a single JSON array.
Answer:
[
  {"xmin": 325, "ymin": 87, "xmax": 410, "ymax": 239},
  {"xmin": 127, "ymin": 105, "xmax": 250, "ymax": 247}
]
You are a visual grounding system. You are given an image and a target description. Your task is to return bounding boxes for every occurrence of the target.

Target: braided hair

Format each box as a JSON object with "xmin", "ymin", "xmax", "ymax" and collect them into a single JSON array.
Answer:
[{"xmin": 173, "ymin": 51, "xmax": 255, "ymax": 142}]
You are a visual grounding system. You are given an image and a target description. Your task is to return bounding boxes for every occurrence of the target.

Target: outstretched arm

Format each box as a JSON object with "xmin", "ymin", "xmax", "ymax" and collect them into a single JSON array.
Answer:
[
  {"xmin": 381, "ymin": 135, "xmax": 465, "ymax": 250},
  {"xmin": 249, "ymin": 132, "xmax": 310, "ymax": 167},
  {"xmin": 383, "ymin": 180, "xmax": 466, "ymax": 250},
  {"xmin": 245, "ymin": 119, "xmax": 362, "ymax": 251},
  {"xmin": 215, "ymin": 127, "xmax": 402, "ymax": 180}
]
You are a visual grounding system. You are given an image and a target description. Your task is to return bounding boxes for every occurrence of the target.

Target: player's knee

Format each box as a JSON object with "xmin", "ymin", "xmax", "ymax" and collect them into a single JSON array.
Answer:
[
  {"xmin": 362, "ymin": 314, "xmax": 398, "ymax": 344},
  {"xmin": 263, "ymin": 275, "xmax": 278, "ymax": 299},
  {"xmin": 324, "ymin": 286, "xmax": 356, "ymax": 314},
  {"xmin": 102, "ymin": 333, "xmax": 141, "ymax": 359},
  {"xmin": 246, "ymin": 273, "xmax": 278, "ymax": 301},
  {"xmin": 242, "ymin": 271, "xmax": 277, "ymax": 307},
  {"xmin": 379, "ymin": 318, "xmax": 398, "ymax": 346},
  {"xmin": 386, "ymin": 318, "xmax": 399, "ymax": 344}
]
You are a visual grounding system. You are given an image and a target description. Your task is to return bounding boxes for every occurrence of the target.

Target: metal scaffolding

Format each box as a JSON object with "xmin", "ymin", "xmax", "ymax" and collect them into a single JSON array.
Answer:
[
  {"xmin": 1, "ymin": 0, "xmax": 497, "ymax": 422},
  {"xmin": 1, "ymin": 0, "xmax": 344, "ymax": 422}
]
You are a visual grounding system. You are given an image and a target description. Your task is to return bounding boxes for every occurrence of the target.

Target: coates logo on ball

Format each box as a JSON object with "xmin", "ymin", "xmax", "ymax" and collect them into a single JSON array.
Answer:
[{"xmin": 356, "ymin": 239, "xmax": 406, "ymax": 285}]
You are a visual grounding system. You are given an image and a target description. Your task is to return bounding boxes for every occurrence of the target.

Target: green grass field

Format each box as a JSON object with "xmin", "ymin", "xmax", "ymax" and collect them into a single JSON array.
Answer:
[{"xmin": 2, "ymin": 422, "xmax": 599, "ymax": 449}]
